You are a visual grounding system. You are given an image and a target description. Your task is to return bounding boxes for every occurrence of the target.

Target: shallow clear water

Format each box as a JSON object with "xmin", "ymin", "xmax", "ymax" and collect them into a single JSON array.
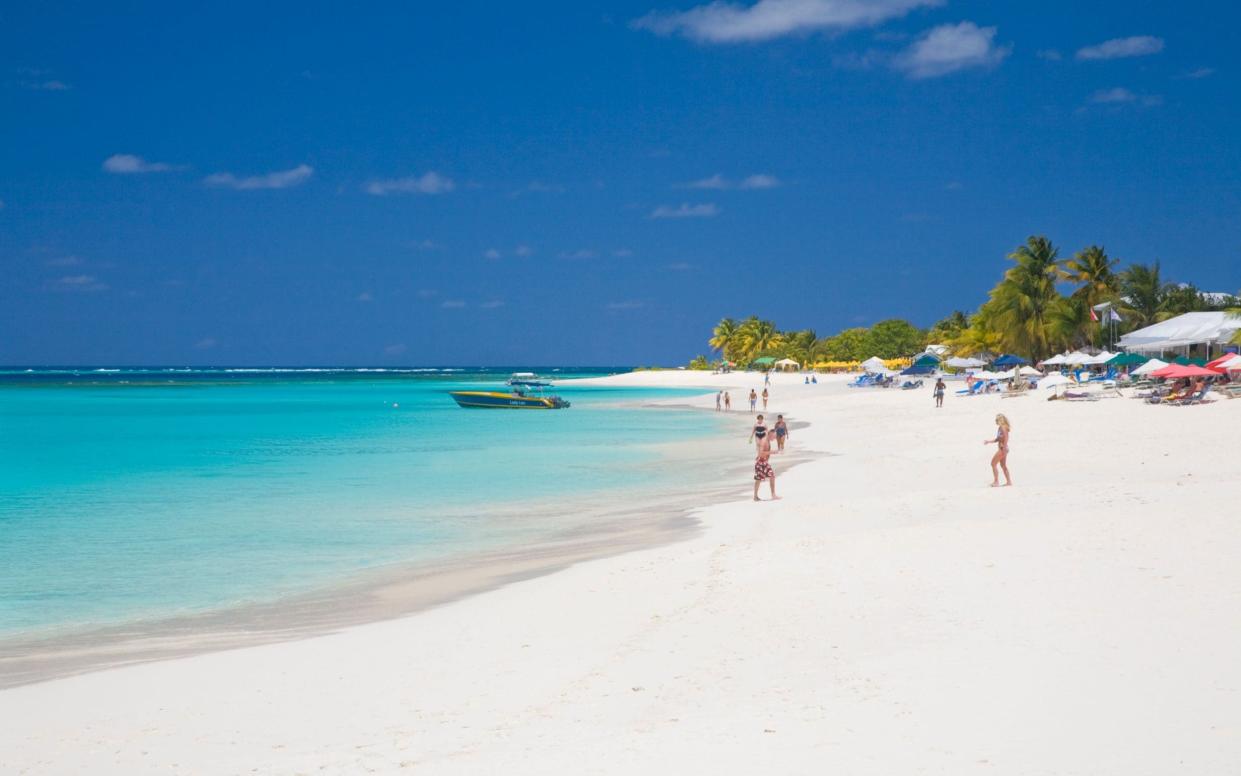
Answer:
[{"xmin": 0, "ymin": 369, "xmax": 724, "ymax": 637}]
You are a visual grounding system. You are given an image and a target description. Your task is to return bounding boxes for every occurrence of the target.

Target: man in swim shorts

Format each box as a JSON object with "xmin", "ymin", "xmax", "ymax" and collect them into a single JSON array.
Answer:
[{"xmin": 753, "ymin": 428, "xmax": 779, "ymax": 501}]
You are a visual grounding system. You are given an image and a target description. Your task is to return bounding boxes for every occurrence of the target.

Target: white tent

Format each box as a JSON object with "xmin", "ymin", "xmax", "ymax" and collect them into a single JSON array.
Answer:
[
  {"xmin": 1042, "ymin": 353, "xmax": 1068, "ymax": 365},
  {"xmin": 861, "ymin": 356, "xmax": 888, "ymax": 373},
  {"xmin": 1083, "ymin": 350, "xmax": 1115, "ymax": 365},
  {"xmin": 1132, "ymin": 358, "xmax": 1169, "ymax": 376},
  {"xmin": 1019, "ymin": 365, "xmax": 1043, "ymax": 376},
  {"xmin": 773, "ymin": 357, "xmax": 800, "ymax": 371},
  {"xmin": 1040, "ymin": 373, "xmax": 1071, "ymax": 390},
  {"xmin": 1064, "ymin": 351, "xmax": 1093, "ymax": 365},
  {"xmin": 945, "ymin": 356, "xmax": 986, "ymax": 368},
  {"xmin": 1118, "ymin": 312, "xmax": 1241, "ymax": 352}
]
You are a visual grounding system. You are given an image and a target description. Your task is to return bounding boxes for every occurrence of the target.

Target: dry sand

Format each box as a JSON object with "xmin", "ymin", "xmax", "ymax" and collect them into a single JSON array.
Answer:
[{"xmin": 3, "ymin": 370, "xmax": 1239, "ymax": 774}]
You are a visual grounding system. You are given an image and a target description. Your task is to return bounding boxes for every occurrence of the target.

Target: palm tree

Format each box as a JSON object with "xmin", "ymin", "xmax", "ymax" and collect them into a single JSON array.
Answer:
[
  {"xmin": 1047, "ymin": 295, "xmax": 1093, "ymax": 352},
  {"xmin": 739, "ymin": 317, "xmax": 783, "ymax": 361},
  {"xmin": 1119, "ymin": 262, "xmax": 1168, "ymax": 327},
  {"xmin": 783, "ymin": 329, "xmax": 817, "ymax": 366},
  {"xmin": 1062, "ymin": 245, "xmax": 1119, "ymax": 309},
  {"xmin": 708, "ymin": 318, "xmax": 742, "ymax": 362},
  {"xmin": 988, "ymin": 236, "xmax": 1064, "ymax": 360}
]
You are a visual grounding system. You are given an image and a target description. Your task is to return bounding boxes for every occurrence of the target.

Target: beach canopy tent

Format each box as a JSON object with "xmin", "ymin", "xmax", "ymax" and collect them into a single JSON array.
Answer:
[
  {"xmin": 1063, "ymin": 351, "xmax": 1093, "ymax": 365},
  {"xmin": 992, "ymin": 354, "xmax": 1027, "ymax": 367},
  {"xmin": 901, "ymin": 364, "xmax": 936, "ymax": 376},
  {"xmin": 1019, "ymin": 365, "xmax": 1042, "ymax": 376},
  {"xmin": 945, "ymin": 356, "xmax": 986, "ymax": 369},
  {"xmin": 1083, "ymin": 350, "xmax": 1116, "ymax": 365},
  {"xmin": 750, "ymin": 356, "xmax": 776, "ymax": 370},
  {"xmin": 1151, "ymin": 363, "xmax": 1220, "ymax": 379},
  {"xmin": 1117, "ymin": 311, "xmax": 1241, "ymax": 353},
  {"xmin": 861, "ymin": 356, "xmax": 889, "ymax": 373},
  {"xmin": 1108, "ymin": 353, "xmax": 1149, "ymax": 367},
  {"xmin": 773, "ymin": 357, "xmax": 800, "ymax": 371},
  {"xmin": 1132, "ymin": 358, "xmax": 1169, "ymax": 376},
  {"xmin": 1172, "ymin": 356, "xmax": 1207, "ymax": 366},
  {"xmin": 1042, "ymin": 353, "xmax": 1068, "ymax": 365},
  {"xmin": 911, "ymin": 353, "xmax": 940, "ymax": 368}
]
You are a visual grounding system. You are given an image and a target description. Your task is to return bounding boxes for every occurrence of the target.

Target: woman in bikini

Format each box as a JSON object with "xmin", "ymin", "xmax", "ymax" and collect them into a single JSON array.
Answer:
[
  {"xmin": 984, "ymin": 413, "xmax": 1012, "ymax": 487},
  {"xmin": 773, "ymin": 414, "xmax": 788, "ymax": 452}
]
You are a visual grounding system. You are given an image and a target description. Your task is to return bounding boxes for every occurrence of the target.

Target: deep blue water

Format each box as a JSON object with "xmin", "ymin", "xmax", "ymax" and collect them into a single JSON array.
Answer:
[{"xmin": 0, "ymin": 368, "xmax": 724, "ymax": 637}]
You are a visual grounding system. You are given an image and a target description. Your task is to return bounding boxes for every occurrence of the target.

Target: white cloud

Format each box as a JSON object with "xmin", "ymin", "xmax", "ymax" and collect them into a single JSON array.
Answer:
[
  {"xmin": 45, "ymin": 255, "xmax": 82, "ymax": 266},
  {"xmin": 483, "ymin": 248, "xmax": 502, "ymax": 259},
  {"xmin": 893, "ymin": 21, "xmax": 1010, "ymax": 79},
  {"xmin": 613, "ymin": 248, "xmax": 634, "ymax": 257},
  {"xmin": 1076, "ymin": 35, "xmax": 1164, "ymax": 61},
  {"xmin": 1183, "ymin": 67, "xmax": 1215, "ymax": 79},
  {"xmin": 103, "ymin": 154, "xmax": 177, "ymax": 174},
  {"xmin": 560, "ymin": 249, "xmax": 597, "ymax": 259},
  {"xmin": 944, "ymin": 181, "xmax": 963, "ymax": 191},
  {"xmin": 650, "ymin": 202, "xmax": 719, "ymax": 219},
  {"xmin": 480, "ymin": 300, "xmax": 505, "ymax": 309},
  {"xmin": 363, "ymin": 171, "xmax": 454, "ymax": 196},
  {"xmin": 667, "ymin": 261, "xmax": 693, "ymax": 271},
  {"xmin": 513, "ymin": 180, "xmax": 565, "ymax": 196},
  {"xmin": 685, "ymin": 173, "xmax": 780, "ymax": 190},
  {"xmin": 355, "ymin": 291, "xmax": 373, "ymax": 302},
  {"xmin": 23, "ymin": 79, "xmax": 70, "ymax": 91},
  {"xmin": 1088, "ymin": 87, "xmax": 1162, "ymax": 107},
  {"xmin": 54, "ymin": 274, "xmax": 108, "ymax": 292},
  {"xmin": 514, "ymin": 245, "xmax": 533, "ymax": 257},
  {"xmin": 194, "ymin": 337, "xmax": 217, "ymax": 350},
  {"xmin": 441, "ymin": 299, "xmax": 466, "ymax": 309},
  {"xmin": 205, "ymin": 164, "xmax": 313, "ymax": 190},
  {"xmin": 633, "ymin": 0, "xmax": 941, "ymax": 44}
]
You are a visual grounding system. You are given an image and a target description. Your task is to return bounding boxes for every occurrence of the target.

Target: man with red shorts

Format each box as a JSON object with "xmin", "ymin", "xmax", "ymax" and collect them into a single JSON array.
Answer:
[{"xmin": 752, "ymin": 425, "xmax": 779, "ymax": 502}]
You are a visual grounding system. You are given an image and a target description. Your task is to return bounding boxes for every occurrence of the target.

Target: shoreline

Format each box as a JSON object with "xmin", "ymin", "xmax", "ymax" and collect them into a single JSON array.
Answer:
[
  {"xmin": 6, "ymin": 370, "xmax": 1237, "ymax": 773},
  {"xmin": 0, "ymin": 392, "xmax": 778, "ymax": 689}
]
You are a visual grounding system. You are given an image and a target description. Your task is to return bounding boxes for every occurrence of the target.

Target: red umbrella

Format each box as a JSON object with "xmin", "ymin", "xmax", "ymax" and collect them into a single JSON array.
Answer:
[
  {"xmin": 1150, "ymin": 364, "xmax": 1220, "ymax": 379},
  {"xmin": 1206, "ymin": 353, "xmax": 1239, "ymax": 370}
]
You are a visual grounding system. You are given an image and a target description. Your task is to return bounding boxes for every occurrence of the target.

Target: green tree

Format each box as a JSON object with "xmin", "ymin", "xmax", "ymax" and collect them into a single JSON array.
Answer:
[
  {"xmin": 1119, "ymin": 262, "xmax": 1169, "ymax": 327},
  {"xmin": 687, "ymin": 355, "xmax": 712, "ymax": 370},
  {"xmin": 1062, "ymin": 245, "xmax": 1120, "ymax": 309},
  {"xmin": 988, "ymin": 235, "xmax": 1064, "ymax": 359},
  {"xmin": 821, "ymin": 327, "xmax": 870, "ymax": 361},
  {"xmin": 1161, "ymin": 283, "xmax": 1210, "ymax": 315},
  {"xmin": 863, "ymin": 319, "xmax": 925, "ymax": 358},
  {"xmin": 739, "ymin": 317, "xmax": 783, "ymax": 361},
  {"xmin": 782, "ymin": 329, "xmax": 817, "ymax": 365},
  {"xmin": 1047, "ymin": 295, "xmax": 1094, "ymax": 352},
  {"xmin": 926, "ymin": 311, "xmax": 969, "ymax": 345},
  {"xmin": 708, "ymin": 318, "xmax": 743, "ymax": 362}
]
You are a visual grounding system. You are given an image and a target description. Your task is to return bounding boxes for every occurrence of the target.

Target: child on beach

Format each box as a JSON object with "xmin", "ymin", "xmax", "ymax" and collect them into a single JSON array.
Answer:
[
  {"xmin": 984, "ymin": 413, "xmax": 1012, "ymax": 487},
  {"xmin": 752, "ymin": 428, "xmax": 779, "ymax": 501},
  {"xmin": 774, "ymin": 415, "xmax": 788, "ymax": 452},
  {"xmin": 934, "ymin": 377, "xmax": 946, "ymax": 408}
]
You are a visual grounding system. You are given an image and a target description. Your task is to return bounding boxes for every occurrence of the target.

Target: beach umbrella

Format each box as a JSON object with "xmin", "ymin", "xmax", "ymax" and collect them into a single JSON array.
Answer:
[
  {"xmin": 1132, "ymin": 358, "xmax": 1169, "ymax": 376},
  {"xmin": 1206, "ymin": 353, "xmax": 1240, "ymax": 370},
  {"xmin": 1108, "ymin": 353, "xmax": 1148, "ymax": 367},
  {"xmin": 1216, "ymin": 354, "xmax": 1241, "ymax": 370},
  {"xmin": 861, "ymin": 356, "xmax": 888, "ymax": 373},
  {"xmin": 1064, "ymin": 351, "xmax": 1092, "ymax": 365},
  {"xmin": 1083, "ymin": 350, "xmax": 1115, "ymax": 365},
  {"xmin": 1151, "ymin": 364, "xmax": 1218, "ymax": 379},
  {"xmin": 945, "ymin": 356, "xmax": 986, "ymax": 368},
  {"xmin": 1019, "ymin": 365, "xmax": 1042, "ymax": 376},
  {"xmin": 992, "ymin": 354, "xmax": 1028, "ymax": 367},
  {"xmin": 1042, "ymin": 353, "xmax": 1068, "ymax": 366},
  {"xmin": 1040, "ymin": 373, "xmax": 1071, "ymax": 389}
]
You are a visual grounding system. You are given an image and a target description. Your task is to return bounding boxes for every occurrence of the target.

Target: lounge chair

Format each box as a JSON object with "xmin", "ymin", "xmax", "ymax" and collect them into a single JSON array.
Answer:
[
  {"xmin": 1168, "ymin": 385, "xmax": 1212, "ymax": 406},
  {"xmin": 900, "ymin": 379, "xmax": 923, "ymax": 390}
]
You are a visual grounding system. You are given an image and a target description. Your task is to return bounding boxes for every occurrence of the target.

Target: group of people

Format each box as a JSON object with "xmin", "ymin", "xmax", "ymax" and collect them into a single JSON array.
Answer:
[{"xmin": 749, "ymin": 413, "xmax": 789, "ymax": 501}]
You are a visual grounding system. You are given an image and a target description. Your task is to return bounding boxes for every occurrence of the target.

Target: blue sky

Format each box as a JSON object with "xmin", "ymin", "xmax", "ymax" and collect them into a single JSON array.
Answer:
[{"xmin": 3, "ymin": 1, "xmax": 1238, "ymax": 365}]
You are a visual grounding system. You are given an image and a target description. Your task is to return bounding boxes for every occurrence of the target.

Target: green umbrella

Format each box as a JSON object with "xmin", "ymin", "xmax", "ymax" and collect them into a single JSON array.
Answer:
[{"xmin": 1107, "ymin": 353, "xmax": 1148, "ymax": 367}]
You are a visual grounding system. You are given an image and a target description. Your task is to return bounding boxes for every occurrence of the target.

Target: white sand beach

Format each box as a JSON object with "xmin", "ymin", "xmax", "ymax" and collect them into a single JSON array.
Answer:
[{"xmin": 3, "ymin": 370, "xmax": 1240, "ymax": 774}]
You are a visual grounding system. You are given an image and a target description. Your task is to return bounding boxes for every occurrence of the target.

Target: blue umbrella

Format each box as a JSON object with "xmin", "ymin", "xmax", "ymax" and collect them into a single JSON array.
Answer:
[{"xmin": 993, "ymin": 354, "xmax": 1028, "ymax": 367}]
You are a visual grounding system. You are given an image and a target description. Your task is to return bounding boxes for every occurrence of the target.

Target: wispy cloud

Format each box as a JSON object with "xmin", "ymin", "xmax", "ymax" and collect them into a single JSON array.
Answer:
[
  {"xmin": 483, "ymin": 248, "xmax": 502, "ymax": 259},
  {"xmin": 205, "ymin": 164, "xmax": 313, "ymax": 190},
  {"xmin": 45, "ymin": 255, "xmax": 83, "ymax": 267},
  {"xmin": 194, "ymin": 337, "xmax": 218, "ymax": 350},
  {"xmin": 384, "ymin": 343, "xmax": 407, "ymax": 356},
  {"xmin": 511, "ymin": 180, "xmax": 565, "ymax": 196},
  {"xmin": 22, "ymin": 79, "xmax": 70, "ymax": 91},
  {"xmin": 650, "ymin": 202, "xmax": 719, "ymax": 219},
  {"xmin": 892, "ymin": 21, "xmax": 1010, "ymax": 79},
  {"xmin": 409, "ymin": 239, "xmax": 440, "ymax": 250},
  {"xmin": 441, "ymin": 299, "xmax": 466, "ymax": 309},
  {"xmin": 103, "ymin": 154, "xmax": 178, "ymax": 174},
  {"xmin": 514, "ymin": 245, "xmax": 533, "ymax": 257},
  {"xmin": 1036, "ymin": 49, "xmax": 1062, "ymax": 61},
  {"xmin": 667, "ymin": 261, "xmax": 693, "ymax": 271},
  {"xmin": 559, "ymin": 249, "xmax": 597, "ymax": 259},
  {"xmin": 613, "ymin": 248, "xmax": 634, "ymax": 257},
  {"xmin": 1076, "ymin": 35, "xmax": 1164, "ymax": 61},
  {"xmin": 53, "ymin": 274, "xmax": 108, "ymax": 292},
  {"xmin": 944, "ymin": 181, "xmax": 963, "ymax": 191},
  {"xmin": 633, "ymin": 0, "xmax": 941, "ymax": 44},
  {"xmin": 606, "ymin": 300, "xmax": 645, "ymax": 310},
  {"xmin": 1089, "ymin": 87, "xmax": 1162, "ymax": 107},
  {"xmin": 684, "ymin": 173, "xmax": 780, "ymax": 190},
  {"xmin": 1182, "ymin": 67, "xmax": 1215, "ymax": 79},
  {"xmin": 364, "ymin": 171, "xmax": 454, "ymax": 196},
  {"xmin": 355, "ymin": 291, "xmax": 373, "ymax": 302},
  {"xmin": 480, "ymin": 300, "xmax": 506, "ymax": 309}
]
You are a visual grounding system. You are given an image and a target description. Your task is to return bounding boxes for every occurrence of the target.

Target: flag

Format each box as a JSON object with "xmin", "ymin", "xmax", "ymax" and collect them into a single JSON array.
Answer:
[
  {"xmin": 1109, "ymin": 308, "xmax": 1122, "ymax": 322},
  {"xmin": 1089, "ymin": 307, "xmax": 1099, "ymax": 322}
]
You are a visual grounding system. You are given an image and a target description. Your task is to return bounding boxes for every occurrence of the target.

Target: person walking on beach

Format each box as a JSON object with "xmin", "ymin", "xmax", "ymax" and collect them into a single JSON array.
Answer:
[
  {"xmin": 774, "ymin": 414, "xmax": 789, "ymax": 452},
  {"xmin": 749, "ymin": 414, "xmax": 767, "ymax": 445},
  {"xmin": 984, "ymin": 413, "xmax": 1012, "ymax": 487},
  {"xmin": 715, "ymin": 391, "xmax": 722, "ymax": 411},
  {"xmin": 933, "ymin": 377, "xmax": 946, "ymax": 408},
  {"xmin": 753, "ymin": 427, "xmax": 779, "ymax": 501},
  {"xmin": 761, "ymin": 387, "xmax": 769, "ymax": 410},
  {"xmin": 724, "ymin": 391, "xmax": 731, "ymax": 411},
  {"xmin": 749, "ymin": 389, "xmax": 758, "ymax": 413},
  {"xmin": 764, "ymin": 371, "xmax": 771, "ymax": 387}
]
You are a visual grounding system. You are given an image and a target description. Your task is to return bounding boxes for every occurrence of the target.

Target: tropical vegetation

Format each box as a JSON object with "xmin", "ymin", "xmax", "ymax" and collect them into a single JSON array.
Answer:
[{"xmin": 697, "ymin": 235, "xmax": 1239, "ymax": 367}]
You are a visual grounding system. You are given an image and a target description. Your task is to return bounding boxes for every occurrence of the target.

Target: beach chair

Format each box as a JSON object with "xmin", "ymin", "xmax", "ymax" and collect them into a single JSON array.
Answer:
[{"xmin": 1168, "ymin": 386, "xmax": 1212, "ymax": 406}]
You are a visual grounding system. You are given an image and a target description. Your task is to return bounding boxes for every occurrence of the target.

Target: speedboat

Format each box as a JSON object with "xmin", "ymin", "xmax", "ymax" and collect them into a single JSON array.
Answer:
[{"xmin": 449, "ymin": 373, "xmax": 570, "ymax": 409}]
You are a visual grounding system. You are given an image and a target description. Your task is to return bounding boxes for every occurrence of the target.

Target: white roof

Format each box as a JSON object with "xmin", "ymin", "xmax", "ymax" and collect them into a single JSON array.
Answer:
[
  {"xmin": 1132, "ymin": 358, "xmax": 1169, "ymax": 376},
  {"xmin": 945, "ymin": 356, "xmax": 986, "ymax": 368},
  {"xmin": 1118, "ymin": 312, "xmax": 1241, "ymax": 352}
]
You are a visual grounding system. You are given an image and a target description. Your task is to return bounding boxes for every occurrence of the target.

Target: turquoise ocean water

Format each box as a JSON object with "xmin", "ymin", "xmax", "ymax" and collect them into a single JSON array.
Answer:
[{"xmin": 0, "ymin": 368, "xmax": 725, "ymax": 639}]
